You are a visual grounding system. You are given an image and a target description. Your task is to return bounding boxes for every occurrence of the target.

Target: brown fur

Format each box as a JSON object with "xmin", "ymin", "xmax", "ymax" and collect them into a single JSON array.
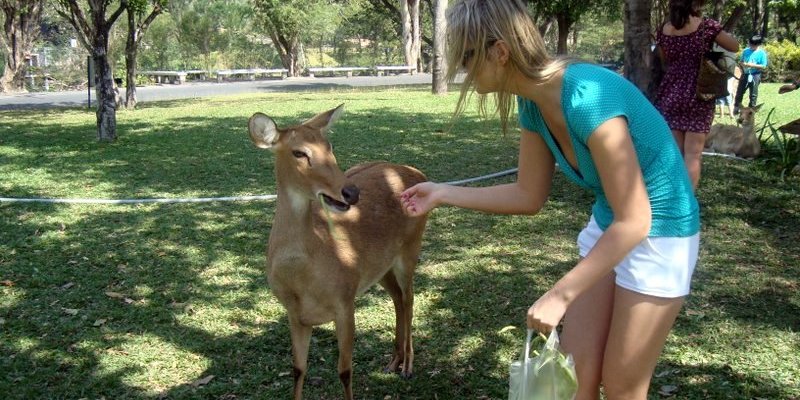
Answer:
[
  {"xmin": 706, "ymin": 104, "xmax": 762, "ymax": 159},
  {"xmin": 248, "ymin": 105, "xmax": 428, "ymax": 400}
]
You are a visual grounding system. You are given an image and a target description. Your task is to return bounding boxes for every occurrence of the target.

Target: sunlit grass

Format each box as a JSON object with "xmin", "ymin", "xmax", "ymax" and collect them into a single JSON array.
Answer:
[{"xmin": 1, "ymin": 84, "xmax": 798, "ymax": 399}]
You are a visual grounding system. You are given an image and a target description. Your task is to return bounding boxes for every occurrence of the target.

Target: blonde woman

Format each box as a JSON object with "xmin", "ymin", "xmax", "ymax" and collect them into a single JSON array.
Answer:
[{"xmin": 400, "ymin": 0, "xmax": 699, "ymax": 399}]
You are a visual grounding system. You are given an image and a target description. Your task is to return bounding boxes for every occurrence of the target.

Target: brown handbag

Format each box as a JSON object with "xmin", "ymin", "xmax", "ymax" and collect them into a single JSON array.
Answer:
[
  {"xmin": 696, "ymin": 49, "xmax": 729, "ymax": 101},
  {"xmin": 695, "ymin": 19, "xmax": 730, "ymax": 101}
]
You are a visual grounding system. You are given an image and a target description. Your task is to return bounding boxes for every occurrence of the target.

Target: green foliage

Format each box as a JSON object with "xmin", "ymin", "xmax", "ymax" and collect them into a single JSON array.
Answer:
[
  {"xmin": 334, "ymin": 0, "xmax": 404, "ymax": 66},
  {"xmin": 572, "ymin": 15, "xmax": 624, "ymax": 63},
  {"xmin": 757, "ymin": 107, "xmax": 800, "ymax": 179},
  {"xmin": 764, "ymin": 39, "xmax": 800, "ymax": 81}
]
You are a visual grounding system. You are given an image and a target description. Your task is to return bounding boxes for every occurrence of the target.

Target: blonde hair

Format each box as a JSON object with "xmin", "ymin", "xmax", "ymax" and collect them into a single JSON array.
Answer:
[{"xmin": 446, "ymin": 0, "xmax": 576, "ymax": 133}]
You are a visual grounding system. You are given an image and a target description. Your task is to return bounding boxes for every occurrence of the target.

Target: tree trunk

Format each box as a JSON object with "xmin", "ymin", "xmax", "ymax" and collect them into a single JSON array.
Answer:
[
  {"xmin": 0, "ymin": 0, "xmax": 44, "ymax": 93},
  {"xmin": 555, "ymin": 14, "xmax": 570, "ymax": 55},
  {"xmin": 125, "ymin": 8, "xmax": 137, "ymax": 109},
  {"xmin": 752, "ymin": 0, "xmax": 766, "ymax": 35},
  {"xmin": 401, "ymin": 0, "xmax": 420, "ymax": 70},
  {"xmin": 0, "ymin": 45, "xmax": 26, "ymax": 93},
  {"xmin": 269, "ymin": 30, "xmax": 302, "ymax": 77},
  {"xmin": 623, "ymin": 0, "xmax": 653, "ymax": 97},
  {"xmin": 538, "ymin": 16, "xmax": 555, "ymax": 38},
  {"xmin": 431, "ymin": 0, "xmax": 446, "ymax": 95},
  {"xmin": 92, "ymin": 33, "xmax": 117, "ymax": 142}
]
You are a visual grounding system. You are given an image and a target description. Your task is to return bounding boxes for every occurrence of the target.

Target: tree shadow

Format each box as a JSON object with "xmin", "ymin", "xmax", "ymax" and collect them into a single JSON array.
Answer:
[{"xmin": 2, "ymin": 101, "xmax": 798, "ymax": 399}]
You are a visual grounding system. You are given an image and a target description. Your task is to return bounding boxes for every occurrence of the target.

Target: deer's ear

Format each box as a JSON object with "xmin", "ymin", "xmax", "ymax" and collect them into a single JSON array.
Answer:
[
  {"xmin": 302, "ymin": 104, "xmax": 344, "ymax": 133},
  {"xmin": 249, "ymin": 113, "xmax": 280, "ymax": 149},
  {"xmin": 753, "ymin": 103, "xmax": 764, "ymax": 112}
]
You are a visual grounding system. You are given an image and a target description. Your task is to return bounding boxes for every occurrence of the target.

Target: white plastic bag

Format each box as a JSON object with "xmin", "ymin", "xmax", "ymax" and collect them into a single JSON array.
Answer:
[{"xmin": 508, "ymin": 329, "xmax": 578, "ymax": 400}]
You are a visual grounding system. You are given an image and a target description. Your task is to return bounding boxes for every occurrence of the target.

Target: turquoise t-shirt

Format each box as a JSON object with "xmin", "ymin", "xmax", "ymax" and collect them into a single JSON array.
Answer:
[
  {"xmin": 517, "ymin": 63, "xmax": 699, "ymax": 237},
  {"xmin": 741, "ymin": 47, "xmax": 768, "ymax": 75}
]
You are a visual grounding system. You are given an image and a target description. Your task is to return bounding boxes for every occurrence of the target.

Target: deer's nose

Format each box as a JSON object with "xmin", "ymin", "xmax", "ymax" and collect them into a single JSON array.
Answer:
[{"xmin": 342, "ymin": 184, "xmax": 360, "ymax": 205}]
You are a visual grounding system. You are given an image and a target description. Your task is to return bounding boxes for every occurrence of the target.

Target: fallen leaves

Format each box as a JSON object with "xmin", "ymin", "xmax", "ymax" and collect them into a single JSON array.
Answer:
[
  {"xmin": 191, "ymin": 375, "xmax": 214, "ymax": 387},
  {"xmin": 659, "ymin": 384, "xmax": 678, "ymax": 396},
  {"xmin": 105, "ymin": 291, "xmax": 135, "ymax": 304}
]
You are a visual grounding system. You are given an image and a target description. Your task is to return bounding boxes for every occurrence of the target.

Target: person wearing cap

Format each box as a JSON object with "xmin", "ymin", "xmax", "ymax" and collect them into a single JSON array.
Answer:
[{"xmin": 733, "ymin": 35, "xmax": 768, "ymax": 114}]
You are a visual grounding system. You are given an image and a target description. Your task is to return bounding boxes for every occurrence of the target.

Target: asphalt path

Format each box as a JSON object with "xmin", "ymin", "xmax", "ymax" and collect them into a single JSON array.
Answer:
[{"xmin": 0, "ymin": 73, "xmax": 436, "ymax": 110}]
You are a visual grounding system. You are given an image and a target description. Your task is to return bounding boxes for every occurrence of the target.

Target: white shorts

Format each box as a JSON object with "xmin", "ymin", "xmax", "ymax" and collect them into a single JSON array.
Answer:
[{"xmin": 577, "ymin": 216, "xmax": 699, "ymax": 298}]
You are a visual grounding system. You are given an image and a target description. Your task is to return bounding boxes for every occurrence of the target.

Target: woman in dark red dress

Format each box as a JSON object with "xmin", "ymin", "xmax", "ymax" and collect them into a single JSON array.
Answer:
[{"xmin": 655, "ymin": 0, "xmax": 738, "ymax": 189}]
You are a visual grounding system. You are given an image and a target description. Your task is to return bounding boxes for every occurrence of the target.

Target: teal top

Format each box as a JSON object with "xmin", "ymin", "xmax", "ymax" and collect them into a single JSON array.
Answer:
[
  {"xmin": 517, "ymin": 63, "xmax": 699, "ymax": 237},
  {"xmin": 741, "ymin": 47, "xmax": 768, "ymax": 75}
]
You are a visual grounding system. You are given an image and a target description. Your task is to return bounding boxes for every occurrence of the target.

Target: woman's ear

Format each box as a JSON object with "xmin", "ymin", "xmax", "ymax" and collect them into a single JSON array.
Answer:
[{"xmin": 493, "ymin": 40, "xmax": 510, "ymax": 66}]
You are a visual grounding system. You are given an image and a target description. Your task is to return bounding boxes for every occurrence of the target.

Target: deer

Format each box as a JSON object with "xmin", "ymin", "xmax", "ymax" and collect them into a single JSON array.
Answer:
[
  {"xmin": 247, "ymin": 104, "xmax": 428, "ymax": 400},
  {"xmin": 706, "ymin": 104, "xmax": 763, "ymax": 159}
]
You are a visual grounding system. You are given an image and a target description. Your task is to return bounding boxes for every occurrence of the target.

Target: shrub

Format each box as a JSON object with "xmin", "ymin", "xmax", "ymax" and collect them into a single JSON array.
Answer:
[{"xmin": 764, "ymin": 40, "xmax": 800, "ymax": 82}]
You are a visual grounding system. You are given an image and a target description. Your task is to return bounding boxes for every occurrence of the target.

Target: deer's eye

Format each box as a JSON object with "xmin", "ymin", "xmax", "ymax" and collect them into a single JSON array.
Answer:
[{"xmin": 292, "ymin": 150, "xmax": 308, "ymax": 159}]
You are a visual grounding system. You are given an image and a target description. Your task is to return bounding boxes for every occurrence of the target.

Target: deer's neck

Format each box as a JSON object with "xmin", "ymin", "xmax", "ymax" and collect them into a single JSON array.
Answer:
[{"xmin": 275, "ymin": 186, "xmax": 314, "ymax": 226}]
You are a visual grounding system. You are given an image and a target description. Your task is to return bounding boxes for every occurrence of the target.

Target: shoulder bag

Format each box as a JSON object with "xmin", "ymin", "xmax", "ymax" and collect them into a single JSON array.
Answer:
[{"xmin": 695, "ymin": 19, "xmax": 730, "ymax": 101}]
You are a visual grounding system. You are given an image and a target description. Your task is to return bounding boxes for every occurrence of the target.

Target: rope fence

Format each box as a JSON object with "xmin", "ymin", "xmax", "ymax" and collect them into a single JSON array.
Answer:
[
  {"xmin": 0, "ymin": 168, "xmax": 520, "ymax": 205},
  {"xmin": 0, "ymin": 153, "xmax": 749, "ymax": 205}
]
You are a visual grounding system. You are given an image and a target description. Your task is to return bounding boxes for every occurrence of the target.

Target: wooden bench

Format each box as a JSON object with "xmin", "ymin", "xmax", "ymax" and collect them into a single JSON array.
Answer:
[
  {"xmin": 215, "ymin": 68, "xmax": 288, "ymax": 82},
  {"xmin": 139, "ymin": 70, "xmax": 188, "ymax": 84},
  {"xmin": 374, "ymin": 65, "xmax": 416, "ymax": 76},
  {"xmin": 307, "ymin": 67, "xmax": 371, "ymax": 78}
]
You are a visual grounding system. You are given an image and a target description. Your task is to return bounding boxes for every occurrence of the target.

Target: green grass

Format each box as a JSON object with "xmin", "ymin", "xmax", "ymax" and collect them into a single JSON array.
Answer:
[{"xmin": 1, "ymin": 83, "xmax": 799, "ymax": 399}]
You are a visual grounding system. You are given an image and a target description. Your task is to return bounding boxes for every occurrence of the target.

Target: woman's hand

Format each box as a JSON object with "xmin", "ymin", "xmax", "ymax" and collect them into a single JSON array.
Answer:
[
  {"xmin": 526, "ymin": 289, "xmax": 569, "ymax": 334},
  {"xmin": 400, "ymin": 182, "xmax": 444, "ymax": 217},
  {"xmin": 779, "ymin": 83, "xmax": 798, "ymax": 94}
]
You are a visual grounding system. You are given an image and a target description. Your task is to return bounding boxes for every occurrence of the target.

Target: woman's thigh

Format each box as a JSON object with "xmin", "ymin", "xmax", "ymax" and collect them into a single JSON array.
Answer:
[
  {"xmin": 561, "ymin": 272, "xmax": 616, "ymax": 395},
  {"xmin": 602, "ymin": 287, "xmax": 685, "ymax": 399}
]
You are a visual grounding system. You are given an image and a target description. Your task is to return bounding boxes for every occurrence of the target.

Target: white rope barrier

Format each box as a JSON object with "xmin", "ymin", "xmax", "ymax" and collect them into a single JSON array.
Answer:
[
  {"xmin": 701, "ymin": 151, "xmax": 751, "ymax": 162},
  {"xmin": 0, "ymin": 169, "xmax": 519, "ymax": 205},
  {"xmin": 0, "ymin": 195, "xmax": 277, "ymax": 204}
]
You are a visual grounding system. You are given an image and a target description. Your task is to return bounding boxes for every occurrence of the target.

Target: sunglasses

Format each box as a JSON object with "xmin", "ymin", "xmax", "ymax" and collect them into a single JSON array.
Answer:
[{"xmin": 461, "ymin": 39, "xmax": 498, "ymax": 69}]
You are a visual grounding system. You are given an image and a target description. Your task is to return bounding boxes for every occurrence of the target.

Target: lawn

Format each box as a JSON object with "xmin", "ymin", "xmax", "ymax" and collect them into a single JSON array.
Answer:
[{"xmin": 1, "ymin": 83, "xmax": 798, "ymax": 399}]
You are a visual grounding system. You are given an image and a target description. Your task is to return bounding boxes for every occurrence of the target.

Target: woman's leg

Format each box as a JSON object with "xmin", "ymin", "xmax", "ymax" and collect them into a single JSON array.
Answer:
[
  {"xmin": 682, "ymin": 132, "xmax": 707, "ymax": 189},
  {"xmin": 561, "ymin": 272, "xmax": 616, "ymax": 400},
  {"xmin": 671, "ymin": 130, "xmax": 685, "ymax": 154},
  {"xmin": 601, "ymin": 287, "xmax": 684, "ymax": 400}
]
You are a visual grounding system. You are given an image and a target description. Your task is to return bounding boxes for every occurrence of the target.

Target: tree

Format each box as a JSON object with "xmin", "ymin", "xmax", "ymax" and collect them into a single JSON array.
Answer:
[
  {"xmin": 527, "ymin": 0, "xmax": 616, "ymax": 55},
  {"xmin": 124, "ymin": 0, "xmax": 167, "ymax": 109},
  {"xmin": 0, "ymin": 0, "xmax": 44, "ymax": 93},
  {"xmin": 400, "ymin": 0, "xmax": 421, "ymax": 70},
  {"xmin": 431, "ymin": 0, "xmax": 445, "ymax": 94},
  {"xmin": 771, "ymin": 0, "xmax": 799, "ymax": 42},
  {"xmin": 252, "ymin": 0, "xmax": 310, "ymax": 76},
  {"xmin": 622, "ymin": 0, "xmax": 652, "ymax": 97},
  {"xmin": 174, "ymin": 4, "xmax": 220, "ymax": 72},
  {"xmin": 56, "ymin": 0, "xmax": 127, "ymax": 142}
]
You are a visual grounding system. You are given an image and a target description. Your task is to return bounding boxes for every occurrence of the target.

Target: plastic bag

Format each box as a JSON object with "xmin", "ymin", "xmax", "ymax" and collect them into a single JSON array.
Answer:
[{"xmin": 508, "ymin": 329, "xmax": 578, "ymax": 400}]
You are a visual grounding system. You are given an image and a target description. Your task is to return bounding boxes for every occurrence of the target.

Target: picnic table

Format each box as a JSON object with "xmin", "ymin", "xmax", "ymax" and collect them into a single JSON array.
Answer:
[
  {"xmin": 215, "ymin": 68, "xmax": 288, "ymax": 82},
  {"xmin": 139, "ymin": 70, "xmax": 208, "ymax": 84},
  {"xmin": 374, "ymin": 65, "xmax": 416, "ymax": 76},
  {"xmin": 306, "ymin": 66, "xmax": 372, "ymax": 78}
]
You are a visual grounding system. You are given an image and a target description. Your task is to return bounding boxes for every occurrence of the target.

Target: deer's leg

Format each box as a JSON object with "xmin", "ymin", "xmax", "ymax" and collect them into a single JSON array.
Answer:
[
  {"xmin": 379, "ymin": 271, "xmax": 406, "ymax": 374},
  {"xmin": 334, "ymin": 308, "xmax": 356, "ymax": 400},
  {"xmin": 396, "ymin": 250, "xmax": 418, "ymax": 379},
  {"xmin": 289, "ymin": 318, "xmax": 313, "ymax": 400},
  {"xmin": 380, "ymin": 251, "xmax": 418, "ymax": 379}
]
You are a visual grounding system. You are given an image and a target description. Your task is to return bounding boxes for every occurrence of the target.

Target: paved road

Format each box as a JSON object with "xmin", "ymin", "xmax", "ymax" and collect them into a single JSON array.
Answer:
[{"xmin": 0, "ymin": 73, "xmax": 436, "ymax": 110}]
